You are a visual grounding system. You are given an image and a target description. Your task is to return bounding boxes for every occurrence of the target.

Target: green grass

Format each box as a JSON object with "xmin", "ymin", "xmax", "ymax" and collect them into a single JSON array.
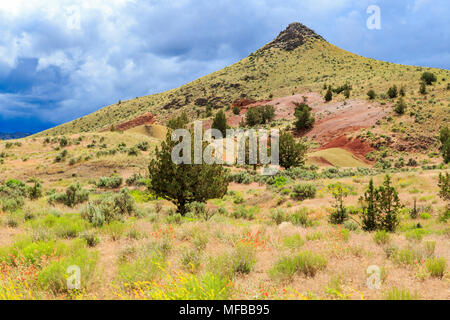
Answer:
[
  {"xmin": 37, "ymin": 244, "xmax": 98, "ymax": 294},
  {"xmin": 27, "ymin": 213, "xmax": 90, "ymax": 240},
  {"xmin": 118, "ymin": 250, "xmax": 166, "ymax": 286},
  {"xmin": 385, "ymin": 287, "xmax": 419, "ymax": 300},
  {"xmin": 282, "ymin": 234, "xmax": 305, "ymax": 249},
  {"xmin": 269, "ymin": 250, "xmax": 327, "ymax": 280},
  {"xmin": 0, "ymin": 237, "xmax": 85, "ymax": 266}
]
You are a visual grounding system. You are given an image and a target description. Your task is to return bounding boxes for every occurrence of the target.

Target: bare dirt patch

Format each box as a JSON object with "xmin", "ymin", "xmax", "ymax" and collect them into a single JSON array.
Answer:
[
  {"xmin": 305, "ymin": 99, "xmax": 388, "ymax": 145},
  {"xmin": 103, "ymin": 113, "xmax": 156, "ymax": 132}
]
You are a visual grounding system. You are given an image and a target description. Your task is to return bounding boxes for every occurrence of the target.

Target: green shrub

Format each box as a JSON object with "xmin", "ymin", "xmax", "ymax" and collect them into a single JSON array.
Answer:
[
  {"xmin": 28, "ymin": 214, "xmax": 89, "ymax": 239},
  {"xmin": 306, "ymin": 231, "xmax": 323, "ymax": 241},
  {"xmin": 324, "ymin": 88, "xmax": 332, "ymax": 102},
  {"xmin": 127, "ymin": 147, "xmax": 140, "ymax": 156},
  {"xmin": 0, "ymin": 179, "xmax": 27, "ymax": 212},
  {"xmin": 419, "ymin": 212, "xmax": 432, "ymax": 220},
  {"xmin": 206, "ymin": 253, "xmax": 234, "ymax": 280},
  {"xmin": 1, "ymin": 197, "xmax": 24, "ymax": 212},
  {"xmin": 269, "ymin": 251, "xmax": 327, "ymax": 280},
  {"xmin": 290, "ymin": 209, "xmax": 313, "ymax": 227},
  {"xmin": 282, "ymin": 234, "xmax": 305, "ymax": 249},
  {"xmin": 54, "ymin": 149, "xmax": 68, "ymax": 162},
  {"xmin": 48, "ymin": 183, "xmax": 89, "ymax": 207},
  {"xmin": 80, "ymin": 231, "xmax": 100, "ymax": 247},
  {"xmin": 367, "ymin": 90, "xmax": 376, "ymax": 100},
  {"xmin": 230, "ymin": 206, "xmax": 257, "ymax": 220},
  {"xmin": 425, "ymin": 258, "xmax": 446, "ymax": 278},
  {"xmin": 81, "ymin": 189, "xmax": 136, "ymax": 227},
  {"xmin": 438, "ymin": 172, "xmax": 449, "ymax": 200},
  {"xmin": 0, "ymin": 238, "xmax": 63, "ymax": 265},
  {"xmin": 229, "ymin": 172, "xmax": 252, "ymax": 184},
  {"xmin": 270, "ymin": 209, "xmax": 288, "ymax": 225},
  {"xmin": 328, "ymin": 183, "xmax": 350, "ymax": 225},
  {"xmin": 394, "ymin": 98, "xmax": 406, "ymax": 115},
  {"xmin": 187, "ymin": 201, "xmax": 216, "ymax": 221},
  {"xmin": 405, "ymin": 228, "xmax": 428, "ymax": 241},
  {"xmin": 373, "ymin": 230, "xmax": 390, "ymax": 245},
  {"xmin": 180, "ymin": 249, "xmax": 201, "ymax": 273},
  {"xmin": 6, "ymin": 217, "xmax": 18, "ymax": 228},
  {"xmin": 118, "ymin": 250, "xmax": 165, "ymax": 285},
  {"xmin": 343, "ymin": 220, "xmax": 358, "ymax": 231},
  {"xmin": 26, "ymin": 178, "xmax": 43, "ymax": 200},
  {"xmin": 290, "ymin": 183, "xmax": 316, "ymax": 201},
  {"xmin": 59, "ymin": 136, "xmax": 69, "ymax": 147},
  {"xmin": 387, "ymin": 85, "xmax": 398, "ymax": 99},
  {"xmin": 104, "ymin": 221, "xmax": 126, "ymax": 241},
  {"xmin": 421, "ymin": 72, "xmax": 437, "ymax": 85},
  {"xmin": 97, "ymin": 175, "xmax": 123, "ymax": 189},
  {"xmin": 135, "ymin": 141, "xmax": 149, "ymax": 151},
  {"xmin": 390, "ymin": 247, "xmax": 423, "ymax": 266},
  {"xmin": 232, "ymin": 242, "xmax": 256, "ymax": 274},
  {"xmin": 419, "ymin": 81, "xmax": 427, "ymax": 95}
]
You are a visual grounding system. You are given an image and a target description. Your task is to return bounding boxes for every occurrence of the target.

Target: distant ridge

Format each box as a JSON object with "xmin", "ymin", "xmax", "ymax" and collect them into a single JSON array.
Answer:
[{"xmin": 0, "ymin": 132, "xmax": 31, "ymax": 140}]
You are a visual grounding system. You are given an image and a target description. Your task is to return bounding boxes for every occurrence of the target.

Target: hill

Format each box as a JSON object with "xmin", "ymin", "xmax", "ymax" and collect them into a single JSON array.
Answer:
[{"xmin": 37, "ymin": 23, "xmax": 449, "ymax": 157}]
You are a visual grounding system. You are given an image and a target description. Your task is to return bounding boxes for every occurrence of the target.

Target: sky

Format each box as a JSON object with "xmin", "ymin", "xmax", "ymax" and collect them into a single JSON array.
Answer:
[{"xmin": 0, "ymin": 0, "xmax": 448, "ymax": 133}]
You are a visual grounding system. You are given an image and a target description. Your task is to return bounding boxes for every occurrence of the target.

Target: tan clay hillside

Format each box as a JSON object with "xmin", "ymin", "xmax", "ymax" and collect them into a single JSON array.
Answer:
[{"xmin": 36, "ymin": 23, "xmax": 449, "ymax": 156}]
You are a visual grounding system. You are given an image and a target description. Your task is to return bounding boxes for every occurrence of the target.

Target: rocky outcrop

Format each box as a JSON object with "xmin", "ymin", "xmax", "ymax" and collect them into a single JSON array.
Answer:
[{"xmin": 260, "ymin": 22, "xmax": 324, "ymax": 52}]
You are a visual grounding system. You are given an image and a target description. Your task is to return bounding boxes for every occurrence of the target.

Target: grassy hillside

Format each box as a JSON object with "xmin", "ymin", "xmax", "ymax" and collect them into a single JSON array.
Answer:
[{"xmin": 37, "ymin": 28, "xmax": 449, "ymax": 148}]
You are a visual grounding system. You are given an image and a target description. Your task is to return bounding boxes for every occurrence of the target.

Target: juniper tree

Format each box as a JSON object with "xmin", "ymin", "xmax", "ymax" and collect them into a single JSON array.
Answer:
[
  {"xmin": 278, "ymin": 132, "xmax": 307, "ymax": 169},
  {"xmin": 367, "ymin": 90, "xmax": 376, "ymax": 100},
  {"xmin": 360, "ymin": 176, "xmax": 402, "ymax": 232},
  {"xmin": 148, "ymin": 130, "xmax": 229, "ymax": 215},
  {"xmin": 212, "ymin": 110, "xmax": 228, "ymax": 137},
  {"xmin": 361, "ymin": 179, "xmax": 378, "ymax": 231},
  {"xmin": 377, "ymin": 175, "xmax": 402, "ymax": 232},
  {"xmin": 167, "ymin": 112, "xmax": 189, "ymax": 130},
  {"xmin": 328, "ymin": 183, "xmax": 349, "ymax": 224},
  {"xmin": 419, "ymin": 82, "xmax": 427, "ymax": 95},
  {"xmin": 394, "ymin": 98, "xmax": 406, "ymax": 115},
  {"xmin": 324, "ymin": 88, "xmax": 333, "ymax": 102},
  {"xmin": 421, "ymin": 72, "xmax": 437, "ymax": 85},
  {"xmin": 261, "ymin": 105, "xmax": 275, "ymax": 124},
  {"xmin": 245, "ymin": 107, "xmax": 263, "ymax": 126},
  {"xmin": 387, "ymin": 85, "xmax": 398, "ymax": 99},
  {"xmin": 294, "ymin": 103, "xmax": 315, "ymax": 131},
  {"xmin": 438, "ymin": 172, "xmax": 449, "ymax": 201},
  {"xmin": 440, "ymin": 126, "xmax": 450, "ymax": 163}
]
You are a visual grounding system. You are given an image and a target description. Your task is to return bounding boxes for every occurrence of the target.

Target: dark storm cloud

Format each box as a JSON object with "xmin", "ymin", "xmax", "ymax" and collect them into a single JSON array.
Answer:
[{"xmin": 0, "ymin": 0, "xmax": 448, "ymax": 133}]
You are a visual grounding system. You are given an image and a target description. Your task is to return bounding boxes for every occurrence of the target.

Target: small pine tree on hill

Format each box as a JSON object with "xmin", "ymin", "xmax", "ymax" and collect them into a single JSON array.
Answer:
[{"xmin": 324, "ymin": 88, "xmax": 332, "ymax": 102}]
